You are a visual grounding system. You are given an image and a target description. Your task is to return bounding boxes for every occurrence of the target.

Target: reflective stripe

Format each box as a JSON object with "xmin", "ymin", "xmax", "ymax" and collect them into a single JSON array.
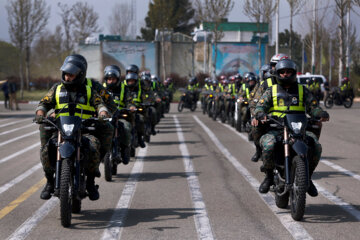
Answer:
[
  {"xmin": 87, "ymin": 78, "xmax": 92, "ymax": 87},
  {"xmin": 269, "ymin": 84, "xmax": 305, "ymax": 118},
  {"xmin": 113, "ymin": 83, "xmax": 126, "ymax": 109},
  {"xmin": 132, "ymin": 81, "xmax": 142, "ymax": 104},
  {"xmin": 55, "ymin": 84, "xmax": 95, "ymax": 119},
  {"xmin": 103, "ymin": 82, "xmax": 107, "ymax": 87}
]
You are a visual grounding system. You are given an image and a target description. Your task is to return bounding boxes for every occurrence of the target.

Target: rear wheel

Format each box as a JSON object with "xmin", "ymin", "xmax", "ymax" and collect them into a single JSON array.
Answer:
[
  {"xmin": 324, "ymin": 96, "xmax": 333, "ymax": 109},
  {"xmin": 343, "ymin": 97, "xmax": 353, "ymax": 108},
  {"xmin": 290, "ymin": 156, "xmax": 307, "ymax": 221},
  {"xmin": 60, "ymin": 159, "xmax": 72, "ymax": 227},
  {"xmin": 104, "ymin": 152, "xmax": 112, "ymax": 182},
  {"xmin": 190, "ymin": 102, "xmax": 197, "ymax": 112},
  {"xmin": 178, "ymin": 101, "xmax": 184, "ymax": 112}
]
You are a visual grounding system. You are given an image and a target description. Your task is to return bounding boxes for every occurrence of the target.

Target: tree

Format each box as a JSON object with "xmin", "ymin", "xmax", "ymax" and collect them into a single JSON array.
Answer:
[
  {"xmin": 286, "ymin": 0, "xmax": 304, "ymax": 59},
  {"xmin": 58, "ymin": 3, "xmax": 74, "ymax": 53},
  {"xmin": 72, "ymin": 2, "xmax": 101, "ymax": 43},
  {"xmin": 0, "ymin": 41, "xmax": 19, "ymax": 79},
  {"xmin": 6, "ymin": 0, "xmax": 50, "ymax": 97},
  {"xmin": 108, "ymin": 3, "xmax": 133, "ymax": 37},
  {"xmin": 140, "ymin": 0, "xmax": 196, "ymax": 41},
  {"xmin": 243, "ymin": 0, "xmax": 277, "ymax": 68},
  {"xmin": 195, "ymin": 0, "xmax": 234, "ymax": 77},
  {"xmin": 279, "ymin": 29, "xmax": 302, "ymax": 66}
]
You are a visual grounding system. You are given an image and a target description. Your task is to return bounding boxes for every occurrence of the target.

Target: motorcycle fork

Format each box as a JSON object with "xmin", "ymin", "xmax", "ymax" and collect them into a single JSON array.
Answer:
[
  {"xmin": 74, "ymin": 131, "xmax": 81, "ymax": 193},
  {"xmin": 55, "ymin": 132, "xmax": 63, "ymax": 192},
  {"xmin": 112, "ymin": 124, "xmax": 119, "ymax": 158},
  {"xmin": 284, "ymin": 127, "xmax": 291, "ymax": 185}
]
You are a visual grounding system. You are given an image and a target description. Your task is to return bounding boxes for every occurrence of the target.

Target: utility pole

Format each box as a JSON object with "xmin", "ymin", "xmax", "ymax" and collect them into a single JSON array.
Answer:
[
  {"xmin": 312, "ymin": 0, "xmax": 316, "ymax": 74},
  {"xmin": 275, "ymin": 0, "xmax": 279, "ymax": 54},
  {"xmin": 320, "ymin": 41, "xmax": 323, "ymax": 75},
  {"xmin": 204, "ymin": 31, "xmax": 207, "ymax": 73},
  {"xmin": 301, "ymin": 39, "xmax": 305, "ymax": 73},
  {"xmin": 346, "ymin": 1, "xmax": 350, "ymax": 78},
  {"xmin": 329, "ymin": 41, "xmax": 332, "ymax": 84}
]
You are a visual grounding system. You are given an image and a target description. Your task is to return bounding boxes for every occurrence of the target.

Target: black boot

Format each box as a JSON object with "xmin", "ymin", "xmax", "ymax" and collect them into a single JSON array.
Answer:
[
  {"xmin": 259, "ymin": 170, "xmax": 274, "ymax": 193},
  {"xmin": 307, "ymin": 180, "xmax": 318, "ymax": 197},
  {"xmin": 151, "ymin": 125, "xmax": 157, "ymax": 136},
  {"xmin": 138, "ymin": 135, "xmax": 146, "ymax": 148},
  {"xmin": 40, "ymin": 173, "xmax": 54, "ymax": 200},
  {"xmin": 121, "ymin": 146, "xmax": 131, "ymax": 165},
  {"xmin": 251, "ymin": 146, "xmax": 262, "ymax": 162},
  {"xmin": 86, "ymin": 174, "xmax": 99, "ymax": 201}
]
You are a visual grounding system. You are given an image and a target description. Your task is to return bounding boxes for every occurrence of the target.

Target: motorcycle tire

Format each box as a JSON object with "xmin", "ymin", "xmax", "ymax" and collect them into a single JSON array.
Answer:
[
  {"xmin": 165, "ymin": 103, "xmax": 170, "ymax": 113},
  {"xmin": 343, "ymin": 98, "xmax": 353, "ymax": 108},
  {"xmin": 290, "ymin": 156, "xmax": 307, "ymax": 221},
  {"xmin": 324, "ymin": 96, "xmax": 334, "ymax": 109},
  {"xmin": 60, "ymin": 158, "xmax": 72, "ymax": 227},
  {"xmin": 112, "ymin": 162, "xmax": 118, "ymax": 175},
  {"xmin": 190, "ymin": 102, "xmax": 197, "ymax": 112},
  {"xmin": 220, "ymin": 108, "xmax": 226, "ymax": 123},
  {"xmin": 178, "ymin": 101, "xmax": 184, "ymax": 112},
  {"xmin": 275, "ymin": 192, "xmax": 289, "ymax": 209},
  {"xmin": 72, "ymin": 198, "xmax": 81, "ymax": 214},
  {"xmin": 104, "ymin": 152, "xmax": 112, "ymax": 182}
]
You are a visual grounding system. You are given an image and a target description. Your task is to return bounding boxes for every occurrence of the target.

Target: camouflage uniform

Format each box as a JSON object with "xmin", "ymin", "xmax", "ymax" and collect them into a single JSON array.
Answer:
[
  {"xmin": 224, "ymin": 83, "xmax": 237, "ymax": 119},
  {"xmin": 36, "ymin": 82, "xmax": 109, "ymax": 175},
  {"xmin": 237, "ymin": 83, "xmax": 254, "ymax": 124},
  {"xmin": 254, "ymin": 84, "xmax": 324, "ymax": 175}
]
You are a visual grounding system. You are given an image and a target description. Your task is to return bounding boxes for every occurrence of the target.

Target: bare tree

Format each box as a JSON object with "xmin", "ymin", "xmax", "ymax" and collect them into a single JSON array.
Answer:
[
  {"xmin": 58, "ymin": 3, "xmax": 74, "ymax": 53},
  {"xmin": 243, "ymin": 0, "xmax": 277, "ymax": 68},
  {"xmin": 108, "ymin": 3, "xmax": 133, "ymax": 37},
  {"xmin": 72, "ymin": 2, "xmax": 101, "ymax": 43},
  {"xmin": 6, "ymin": 0, "xmax": 49, "ymax": 96},
  {"xmin": 286, "ymin": 0, "xmax": 304, "ymax": 58},
  {"xmin": 194, "ymin": 0, "xmax": 234, "ymax": 77}
]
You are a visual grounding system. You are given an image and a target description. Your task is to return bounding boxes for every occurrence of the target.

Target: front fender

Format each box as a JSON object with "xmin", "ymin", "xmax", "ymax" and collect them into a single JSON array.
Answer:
[
  {"xmin": 291, "ymin": 140, "xmax": 308, "ymax": 158},
  {"xmin": 59, "ymin": 141, "xmax": 76, "ymax": 158}
]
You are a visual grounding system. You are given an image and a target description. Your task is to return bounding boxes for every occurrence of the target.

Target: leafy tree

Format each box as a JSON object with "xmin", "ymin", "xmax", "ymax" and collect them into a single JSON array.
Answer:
[
  {"xmin": 140, "ymin": 0, "xmax": 196, "ymax": 41},
  {"xmin": 108, "ymin": 3, "xmax": 132, "ymax": 37},
  {"xmin": 279, "ymin": 29, "xmax": 302, "ymax": 67},
  {"xmin": 0, "ymin": 41, "xmax": 19, "ymax": 79}
]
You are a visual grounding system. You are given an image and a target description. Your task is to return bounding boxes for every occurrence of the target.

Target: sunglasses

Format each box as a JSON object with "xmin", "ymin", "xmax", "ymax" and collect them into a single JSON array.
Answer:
[{"xmin": 278, "ymin": 69, "xmax": 294, "ymax": 74}]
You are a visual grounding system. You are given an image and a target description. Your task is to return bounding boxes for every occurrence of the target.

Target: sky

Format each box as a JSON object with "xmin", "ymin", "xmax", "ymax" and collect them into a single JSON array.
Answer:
[{"xmin": 1, "ymin": 0, "xmax": 360, "ymax": 44}]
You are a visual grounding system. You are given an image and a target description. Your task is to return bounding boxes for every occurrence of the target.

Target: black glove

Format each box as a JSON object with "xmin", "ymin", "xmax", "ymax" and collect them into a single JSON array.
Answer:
[
  {"xmin": 256, "ymin": 112, "xmax": 266, "ymax": 121},
  {"xmin": 320, "ymin": 111, "xmax": 329, "ymax": 119},
  {"xmin": 34, "ymin": 115, "xmax": 44, "ymax": 124}
]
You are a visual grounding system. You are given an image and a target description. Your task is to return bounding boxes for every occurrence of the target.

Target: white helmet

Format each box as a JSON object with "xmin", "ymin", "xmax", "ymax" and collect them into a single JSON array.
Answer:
[{"xmin": 270, "ymin": 53, "xmax": 289, "ymax": 67}]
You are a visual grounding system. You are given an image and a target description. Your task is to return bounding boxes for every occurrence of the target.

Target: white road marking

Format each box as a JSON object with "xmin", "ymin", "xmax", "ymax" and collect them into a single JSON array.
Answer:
[
  {"xmin": 6, "ymin": 198, "xmax": 59, "ymax": 240},
  {"xmin": 194, "ymin": 116, "xmax": 313, "ymax": 240},
  {"xmin": 0, "ymin": 130, "xmax": 38, "ymax": 147},
  {"xmin": 320, "ymin": 159, "xmax": 360, "ymax": 182},
  {"xmin": 0, "ymin": 119, "xmax": 31, "ymax": 128},
  {"xmin": 174, "ymin": 116, "xmax": 215, "ymax": 240},
  {"xmin": 0, "ymin": 142, "xmax": 40, "ymax": 164},
  {"xmin": 0, "ymin": 163, "xmax": 42, "ymax": 195},
  {"xmin": 101, "ymin": 147, "xmax": 148, "ymax": 240},
  {"xmin": 0, "ymin": 123, "xmax": 35, "ymax": 136}
]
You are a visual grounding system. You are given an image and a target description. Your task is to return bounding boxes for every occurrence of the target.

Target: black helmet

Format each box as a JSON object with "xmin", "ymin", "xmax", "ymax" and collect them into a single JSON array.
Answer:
[
  {"xmin": 60, "ymin": 54, "xmax": 87, "ymax": 88},
  {"xmin": 104, "ymin": 65, "xmax": 121, "ymax": 89},
  {"xmin": 247, "ymin": 75, "xmax": 257, "ymax": 87},
  {"xmin": 243, "ymin": 72, "xmax": 256, "ymax": 80},
  {"xmin": 212, "ymin": 79, "xmax": 218, "ymax": 85},
  {"xmin": 126, "ymin": 64, "xmax": 139, "ymax": 74},
  {"xmin": 275, "ymin": 59, "xmax": 297, "ymax": 86},
  {"xmin": 260, "ymin": 64, "xmax": 271, "ymax": 80},
  {"xmin": 141, "ymin": 74, "xmax": 151, "ymax": 88},
  {"xmin": 125, "ymin": 73, "xmax": 139, "ymax": 88},
  {"xmin": 151, "ymin": 75, "xmax": 159, "ymax": 82},
  {"xmin": 189, "ymin": 76, "xmax": 197, "ymax": 85},
  {"xmin": 140, "ymin": 71, "xmax": 151, "ymax": 78}
]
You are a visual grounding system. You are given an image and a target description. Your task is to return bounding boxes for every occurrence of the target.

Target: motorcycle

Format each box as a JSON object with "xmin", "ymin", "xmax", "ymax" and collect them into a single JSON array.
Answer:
[
  {"xmin": 235, "ymin": 99, "xmax": 251, "ymax": 138},
  {"xmin": 36, "ymin": 105, "xmax": 100, "ymax": 227},
  {"xmin": 103, "ymin": 109, "xmax": 131, "ymax": 182},
  {"xmin": 225, "ymin": 94, "xmax": 237, "ymax": 126},
  {"xmin": 162, "ymin": 90, "xmax": 171, "ymax": 113},
  {"xmin": 137, "ymin": 102, "xmax": 153, "ymax": 143},
  {"xmin": 324, "ymin": 87, "xmax": 353, "ymax": 109},
  {"xmin": 178, "ymin": 88, "xmax": 197, "ymax": 112},
  {"xmin": 265, "ymin": 113, "xmax": 319, "ymax": 221}
]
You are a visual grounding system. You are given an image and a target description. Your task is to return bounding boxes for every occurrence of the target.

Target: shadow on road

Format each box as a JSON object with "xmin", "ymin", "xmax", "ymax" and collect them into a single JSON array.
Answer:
[
  {"xmin": 303, "ymin": 203, "xmax": 360, "ymax": 223},
  {"xmin": 113, "ymin": 171, "xmax": 199, "ymax": 183},
  {"xmin": 312, "ymin": 171, "xmax": 356, "ymax": 180},
  {"xmin": 321, "ymin": 156, "xmax": 346, "ymax": 161},
  {"xmin": 149, "ymin": 141, "xmax": 199, "ymax": 146},
  {"xmin": 70, "ymin": 207, "xmax": 199, "ymax": 229}
]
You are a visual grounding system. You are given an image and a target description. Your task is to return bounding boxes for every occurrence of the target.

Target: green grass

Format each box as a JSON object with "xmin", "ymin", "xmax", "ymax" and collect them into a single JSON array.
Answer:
[{"xmin": 0, "ymin": 90, "xmax": 48, "ymax": 101}]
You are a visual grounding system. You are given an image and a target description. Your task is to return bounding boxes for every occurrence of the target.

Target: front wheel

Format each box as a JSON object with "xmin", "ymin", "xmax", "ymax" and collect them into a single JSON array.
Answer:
[
  {"xmin": 290, "ymin": 156, "xmax": 307, "ymax": 221},
  {"xmin": 178, "ymin": 101, "xmax": 184, "ymax": 112},
  {"xmin": 343, "ymin": 97, "xmax": 353, "ymax": 108},
  {"xmin": 324, "ymin": 96, "xmax": 333, "ymax": 109},
  {"xmin": 60, "ymin": 158, "xmax": 72, "ymax": 227},
  {"xmin": 104, "ymin": 152, "xmax": 112, "ymax": 182},
  {"xmin": 275, "ymin": 192, "xmax": 289, "ymax": 209},
  {"xmin": 190, "ymin": 102, "xmax": 197, "ymax": 112}
]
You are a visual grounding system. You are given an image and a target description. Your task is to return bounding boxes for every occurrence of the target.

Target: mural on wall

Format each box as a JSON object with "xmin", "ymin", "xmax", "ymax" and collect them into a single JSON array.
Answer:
[
  {"xmin": 212, "ymin": 43, "xmax": 266, "ymax": 76},
  {"xmin": 102, "ymin": 41, "xmax": 157, "ymax": 75}
]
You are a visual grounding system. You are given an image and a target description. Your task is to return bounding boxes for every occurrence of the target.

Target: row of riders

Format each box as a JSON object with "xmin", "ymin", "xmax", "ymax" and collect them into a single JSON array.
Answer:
[
  {"xmin": 187, "ymin": 54, "xmax": 331, "ymax": 220},
  {"xmin": 34, "ymin": 54, "xmax": 175, "ymax": 204}
]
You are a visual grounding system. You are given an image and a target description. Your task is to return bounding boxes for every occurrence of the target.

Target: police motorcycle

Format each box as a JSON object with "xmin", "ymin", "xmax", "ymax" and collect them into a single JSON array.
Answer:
[
  {"xmin": 206, "ymin": 91, "xmax": 217, "ymax": 118},
  {"xmin": 259, "ymin": 112, "xmax": 320, "ymax": 221},
  {"xmin": 235, "ymin": 98, "xmax": 252, "ymax": 140},
  {"xmin": 162, "ymin": 89, "xmax": 171, "ymax": 113},
  {"xmin": 324, "ymin": 87, "xmax": 353, "ymax": 109},
  {"xmin": 178, "ymin": 88, "xmax": 197, "ymax": 112},
  {"xmin": 35, "ymin": 104, "xmax": 100, "ymax": 227},
  {"xmin": 137, "ymin": 102, "xmax": 154, "ymax": 143},
  {"xmin": 103, "ymin": 109, "xmax": 131, "ymax": 182},
  {"xmin": 225, "ymin": 93, "xmax": 237, "ymax": 126}
]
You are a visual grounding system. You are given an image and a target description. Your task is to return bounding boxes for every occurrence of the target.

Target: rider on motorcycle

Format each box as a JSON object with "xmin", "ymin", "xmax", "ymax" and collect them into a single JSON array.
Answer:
[
  {"xmin": 253, "ymin": 59, "xmax": 329, "ymax": 196},
  {"xmin": 238, "ymin": 73, "xmax": 257, "ymax": 129}
]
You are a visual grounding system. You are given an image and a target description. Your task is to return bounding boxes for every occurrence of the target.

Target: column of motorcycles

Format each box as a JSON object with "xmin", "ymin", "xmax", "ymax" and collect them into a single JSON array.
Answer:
[{"xmin": 35, "ymin": 91, "xmax": 171, "ymax": 228}]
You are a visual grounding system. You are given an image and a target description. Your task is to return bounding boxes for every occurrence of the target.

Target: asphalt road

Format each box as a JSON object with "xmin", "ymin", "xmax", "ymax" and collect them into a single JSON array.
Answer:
[{"xmin": 0, "ymin": 102, "xmax": 359, "ymax": 240}]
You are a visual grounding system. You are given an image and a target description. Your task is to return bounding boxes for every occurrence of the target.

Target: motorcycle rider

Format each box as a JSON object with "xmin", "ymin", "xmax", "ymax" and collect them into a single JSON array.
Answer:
[
  {"xmin": 340, "ymin": 77, "xmax": 354, "ymax": 100},
  {"xmin": 187, "ymin": 76, "xmax": 200, "ymax": 103},
  {"xmin": 238, "ymin": 73, "xmax": 257, "ymax": 129},
  {"xmin": 35, "ymin": 54, "xmax": 109, "ymax": 201},
  {"xmin": 249, "ymin": 55, "xmax": 288, "ymax": 162},
  {"xmin": 103, "ymin": 65, "xmax": 132, "ymax": 164},
  {"xmin": 253, "ymin": 59, "xmax": 329, "ymax": 196},
  {"xmin": 150, "ymin": 75, "xmax": 165, "ymax": 119},
  {"xmin": 164, "ymin": 77, "xmax": 175, "ymax": 103},
  {"xmin": 141, "ymin": 74, "xmax": 160, "ymax": 135}
]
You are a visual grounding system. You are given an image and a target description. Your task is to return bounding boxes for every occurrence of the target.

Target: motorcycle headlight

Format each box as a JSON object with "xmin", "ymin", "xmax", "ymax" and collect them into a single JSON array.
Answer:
[
  {"xmin": 122, "ymin": 114, "xmax": 128, "ymax": 118},
  {"xmin": 63, "ymin": 124, "xmax": 75, "ymax": 136},
  {"xmin": 291, "ymin": 122, "xmax": 302, "ymax": 134},
  {"xmin": 138, "ymin": 108, "xmax": 143, "ymax": 112},
  {"xmin": 209, "ymin": 94, "xmax": 213, "ymax": 97}
]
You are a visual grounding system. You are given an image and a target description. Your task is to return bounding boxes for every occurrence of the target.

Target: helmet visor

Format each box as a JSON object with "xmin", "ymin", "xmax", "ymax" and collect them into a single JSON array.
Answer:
[{"xmin": 60, "ymin": 62, "xmax": 81, "ymax": 75}]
